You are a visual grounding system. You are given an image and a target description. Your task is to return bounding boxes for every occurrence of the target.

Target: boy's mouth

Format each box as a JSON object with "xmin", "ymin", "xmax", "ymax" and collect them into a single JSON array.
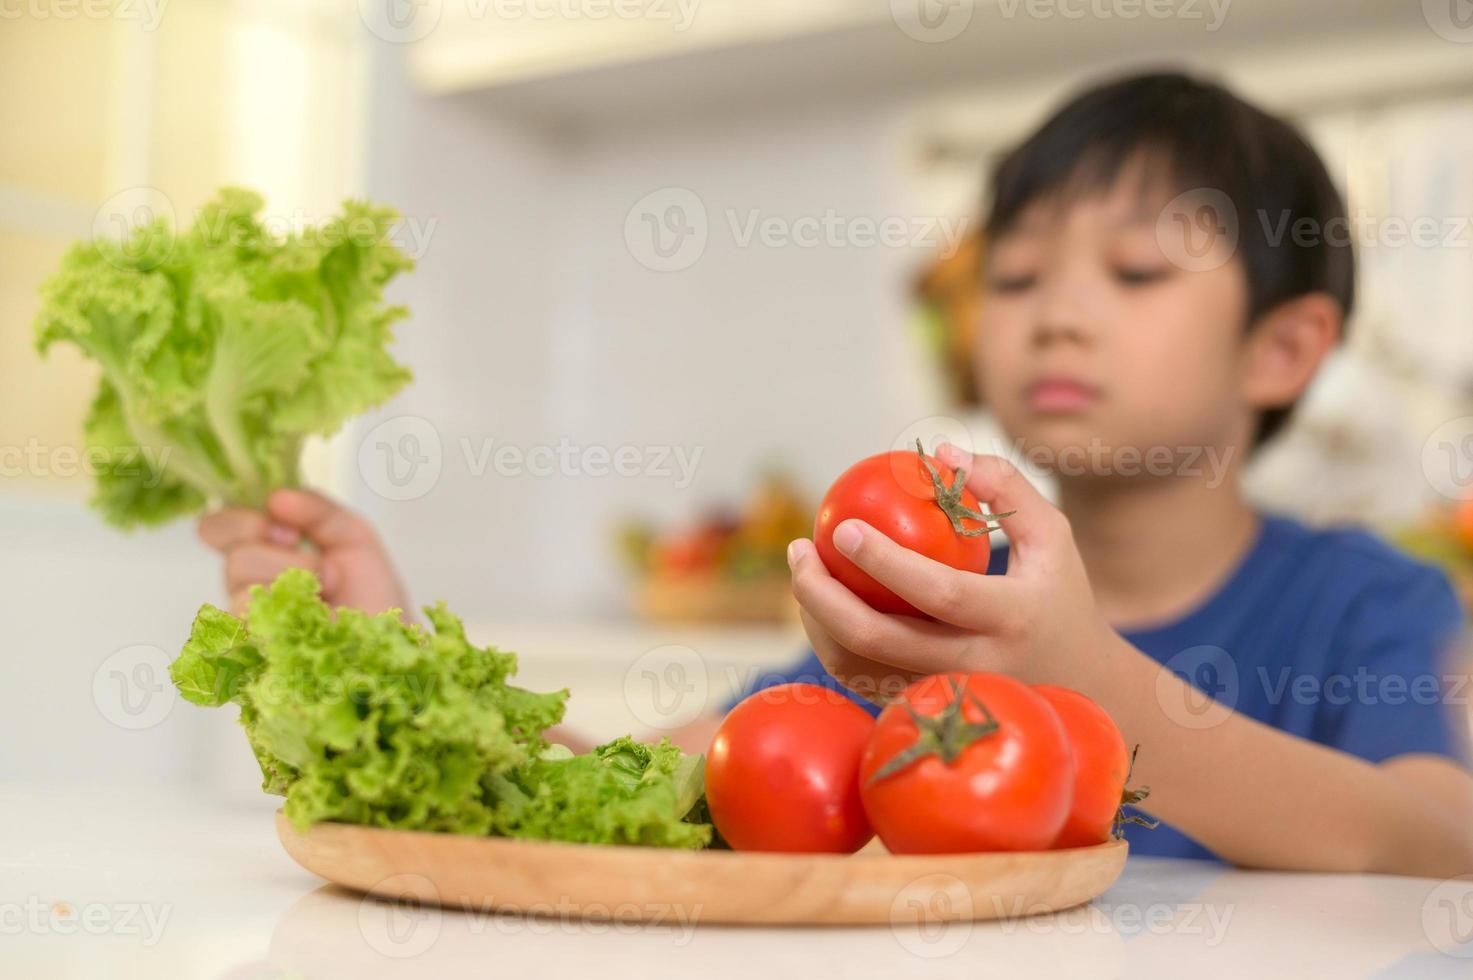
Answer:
[{"xmin": 1024, "ymin": 376, "xmax": 1102, "ymax": 413}]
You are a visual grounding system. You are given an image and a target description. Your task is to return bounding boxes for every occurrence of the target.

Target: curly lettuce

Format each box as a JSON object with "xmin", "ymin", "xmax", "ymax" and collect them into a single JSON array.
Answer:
[
  {"xmin": 491, "ymin": 737, "xmax": 711, "ymax": 848},
  {"xmin": 170, "ymin": 569, "xmax": 710, "ymax": 847},
  {"xmin": 34, "ymin": 188, "xmax": 413, "ymax": 527}
]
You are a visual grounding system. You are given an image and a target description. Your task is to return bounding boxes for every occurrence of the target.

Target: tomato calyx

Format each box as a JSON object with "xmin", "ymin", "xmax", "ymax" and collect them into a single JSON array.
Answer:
[
  {"xmin": 914, "ymin": 439, "xmax": 1015, "ymax": 538},
  {"xmin": 868, "ymin": 676, "xmax": 1001, "ymax": 785},
  {"xmin": 1112, "ymin": 744, "xmax": 1160, "ymax": 839}
]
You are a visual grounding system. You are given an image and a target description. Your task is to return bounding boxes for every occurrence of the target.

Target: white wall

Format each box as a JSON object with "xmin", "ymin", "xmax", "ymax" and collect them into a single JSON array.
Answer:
[{"xmin": 357, "ymin": 47, "xmax": 940, "ymax": 620}]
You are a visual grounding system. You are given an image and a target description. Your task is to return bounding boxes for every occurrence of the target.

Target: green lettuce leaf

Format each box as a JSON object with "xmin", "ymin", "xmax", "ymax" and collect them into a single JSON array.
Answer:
[
  {"xmin": 170, "ymin": 568, "xmax": 566, "ymax": 834},
  {"xmin": 490, "ymin": 736, "xmax": 712, "ymax": 849},
  {"xmin": 35, "ymin": 188, "xmax": 413, "ymax": 527},
  {"xmin": 169, "ymin": 569, "xmax": 711, "ymax": 848}
]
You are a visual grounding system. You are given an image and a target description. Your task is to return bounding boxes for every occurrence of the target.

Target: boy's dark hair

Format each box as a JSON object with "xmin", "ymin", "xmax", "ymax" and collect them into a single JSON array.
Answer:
[{"xmin": 983, "ymin": 70, "xmax": 1356, "ymax": 447}]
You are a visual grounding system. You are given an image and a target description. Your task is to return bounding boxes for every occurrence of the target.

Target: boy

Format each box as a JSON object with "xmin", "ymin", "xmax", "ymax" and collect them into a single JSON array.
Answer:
[{"xmin": 200, "ymin": 72, "xmax": 1472, "ymax": 874}]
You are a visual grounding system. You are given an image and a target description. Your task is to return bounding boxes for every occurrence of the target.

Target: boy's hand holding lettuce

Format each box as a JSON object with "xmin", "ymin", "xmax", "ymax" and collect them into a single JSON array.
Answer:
[
  {"xmin": 170, "ymin": 569, "xmax": 711, "ymax": 848},
  {"xmin": 34, "ymin": 188, "xmax": 413, "ymax": 527}
]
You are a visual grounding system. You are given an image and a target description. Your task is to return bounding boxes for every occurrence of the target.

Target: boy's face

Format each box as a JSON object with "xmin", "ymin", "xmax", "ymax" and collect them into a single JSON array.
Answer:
[{"xmin": 977, "ymin": 173, "xmax": 1253, "ymax": 477}]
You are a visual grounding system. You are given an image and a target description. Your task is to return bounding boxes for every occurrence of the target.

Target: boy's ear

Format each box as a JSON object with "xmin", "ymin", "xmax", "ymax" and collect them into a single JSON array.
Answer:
[{"xmin": 1241, "ymin": 292, "xmax": 1344, "ymax": 413}]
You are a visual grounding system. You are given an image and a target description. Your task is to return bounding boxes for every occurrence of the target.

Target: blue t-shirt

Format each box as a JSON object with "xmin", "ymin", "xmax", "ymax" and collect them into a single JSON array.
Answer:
[{"xmin": 734, "ymin": 514, "xmax": 1468, "ymax": 861}]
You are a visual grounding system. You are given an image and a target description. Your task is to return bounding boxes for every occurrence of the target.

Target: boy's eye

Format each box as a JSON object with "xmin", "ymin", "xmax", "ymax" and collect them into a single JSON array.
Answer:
[
  {"xmin": 988, "ymin": 271, "xmax": 1037, "ymax": 293},
  {"xmin": 1113, "ymin": 265, "xmax": 1170, "ymax": 286}
]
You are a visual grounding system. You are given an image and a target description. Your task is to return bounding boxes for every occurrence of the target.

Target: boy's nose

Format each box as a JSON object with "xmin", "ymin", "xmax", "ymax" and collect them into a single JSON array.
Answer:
[
  {"xmin": 1031, "ymin": 278, "xmax": 1096, "ymax": 347},
  {"xmin": 1031, "ymin": 318, "xmax": 1091, "ymax": 347},
  {"xmin": 1030, "ymin": 306, "xmax": 1095, "ymax": 347}
]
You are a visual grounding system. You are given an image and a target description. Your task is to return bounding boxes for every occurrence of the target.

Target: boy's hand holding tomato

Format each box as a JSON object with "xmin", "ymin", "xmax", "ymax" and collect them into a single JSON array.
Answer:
[{"xmin": 791, "ymin": 442, "xmax": 1117, "ymax": 703}]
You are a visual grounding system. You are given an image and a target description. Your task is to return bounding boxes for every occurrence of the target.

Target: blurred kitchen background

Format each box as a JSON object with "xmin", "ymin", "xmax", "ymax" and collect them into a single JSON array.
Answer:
[{"xmin": 4, "ymin": 0, "xmax": 1472, "ymax": 795}]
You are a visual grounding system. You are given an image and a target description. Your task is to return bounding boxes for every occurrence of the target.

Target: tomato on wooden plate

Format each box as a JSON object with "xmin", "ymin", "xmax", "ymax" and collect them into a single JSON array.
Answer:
[
  {"xmin": 860, "ymin": 672, "xmax": 1074, "ymax": 854},
  {"xmin": 814, "ymin": 440, "xmax": 1009, "ymax": 617},
  {"xmin": 705, "ymin": 683, "xmax": 875, "ymax": 853},
  {"xmin": 1032, "ymin": 685, "xmax": 1132, "ymax": 848}
]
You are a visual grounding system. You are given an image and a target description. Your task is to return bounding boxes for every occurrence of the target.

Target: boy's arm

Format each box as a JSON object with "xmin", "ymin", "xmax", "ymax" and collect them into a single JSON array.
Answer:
[
  {"xmin": 788, "ymin": 450, "xmax": 1473, "ymax": 876},
  {"xmin": 1078, "ymin": 631, "xmax": 1473, "ymax": 875}
]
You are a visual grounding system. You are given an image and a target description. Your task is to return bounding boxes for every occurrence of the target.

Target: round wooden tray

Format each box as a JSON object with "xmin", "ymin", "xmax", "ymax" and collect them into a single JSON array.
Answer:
[{"xmin": 275, "ymin": 812, "xmax": 1127, "ymax": 925}]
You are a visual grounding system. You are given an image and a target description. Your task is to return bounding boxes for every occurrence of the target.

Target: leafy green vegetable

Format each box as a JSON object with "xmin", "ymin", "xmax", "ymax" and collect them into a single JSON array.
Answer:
[
  {"xmin": 490, "ymin": 737, "xmax": 711, "ymax": 848},
  {"xmin": 35, "ymin": 188, "xmax": 413, "ymax": 527},
  {"xmin": 170, "ymin": 569, "xmax": 710, "ymax": 848}
]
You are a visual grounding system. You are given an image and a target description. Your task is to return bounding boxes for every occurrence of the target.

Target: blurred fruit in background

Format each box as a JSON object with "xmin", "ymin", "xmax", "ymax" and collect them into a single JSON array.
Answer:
[
  {"xmin": 912, "ymin": 231, "xmax": 983, "ymax": 407},
  {"xmin": 616, "ymin": 472, "xmax": 811, "ymax": 623},
  {"xmin": 1393, "ymin": 497, "xmax": 1473, "ymax": 611},
  {"xmin": 1454, "ymin": 498, "xmax": 1473, "ymax": 554}
]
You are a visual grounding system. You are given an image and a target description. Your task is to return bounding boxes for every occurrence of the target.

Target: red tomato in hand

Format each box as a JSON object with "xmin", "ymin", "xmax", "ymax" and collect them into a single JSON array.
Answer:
[
  {"xmin": 815, "ymin": 441, "xmax": 1003, "ymax": 617},
  {"xmin": 706, "ymin": 683, "xmax": 875, "ymax": 853},
  {"xmin": 1033, "ymin": 685, "xmax": 1129, "ymax": 848},
  {"xmin": 860, "ymin": 672, "xmax": 1073, "ymax": 854}
]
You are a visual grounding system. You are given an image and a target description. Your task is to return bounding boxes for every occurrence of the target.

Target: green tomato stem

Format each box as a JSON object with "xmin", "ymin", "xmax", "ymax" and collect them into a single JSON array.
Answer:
[{"xmin": 915, "ymin": 438, "xmax": 1014, "ymax": 537}]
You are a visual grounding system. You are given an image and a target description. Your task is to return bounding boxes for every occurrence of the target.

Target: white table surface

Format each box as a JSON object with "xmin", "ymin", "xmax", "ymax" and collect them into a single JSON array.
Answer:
[{"xmin": 5, "ymin": 783, "xmax": 1471, "ymax": 979}]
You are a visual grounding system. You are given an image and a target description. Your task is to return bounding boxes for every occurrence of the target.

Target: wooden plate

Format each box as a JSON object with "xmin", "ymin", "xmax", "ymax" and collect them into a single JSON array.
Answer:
[{"xmin": 275, "ymin": 813, "xmax": 1127, "ymax": 925}]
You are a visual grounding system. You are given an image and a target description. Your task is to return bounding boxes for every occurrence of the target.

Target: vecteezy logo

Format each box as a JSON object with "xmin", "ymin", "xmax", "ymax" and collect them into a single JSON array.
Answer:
[
  {"xmin": 1157, "ymin": 645, "xmax": 1239, "ymax": 729},
  {"xmin": 357, "ymin": 415, "xmax": 443, "ymax": 502},
  {"xmin": 358, "ymin": 874, "xmax": 442, "ymax": 958},
  {"xmin": 1423, "ymin": 0, "xmax": 1473, "ymax": 42},
  {"xmin": 623, "ymin": 645, "xmax": 709, "ymax": 730},
  {"xmin": 1423, "ymin": 875, "xmax": 1473, "ymax": 958},
  {"xmin": 889, "ymin": 873, "xmax": 974, "ymax": 958},
  {"xmin": 623, "ymin": 187, "xmax": 708, "ymax": 272},
  {"xmin": 357, "ymin": 0, "xmax": 443, "ymax": 43},
  {"xmin": 890, "ymin": 0, "xmax": 974, "ymax": 42},
  {"xmin": 1156, "ymin": 188, "xmax": 1238, "ymax": 272},
  {"xmin": 93, "ymin": 645, "xmax": 175, "ymax": 730},
  {"xmin": 1422, "ymin": 416, "xmax": 1473, "ymax": 500},
  {"xmin": 93, "ymin": 187, "xmax": 177, "ymax": 269}
]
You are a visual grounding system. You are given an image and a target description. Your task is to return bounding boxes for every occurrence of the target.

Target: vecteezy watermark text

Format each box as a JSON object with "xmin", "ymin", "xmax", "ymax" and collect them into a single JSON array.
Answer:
[
  {"xmin": 356, "ymin": 0, "xmax": 701, "ymax": 45},
  {"xmin": 992, "ymin": 896, "xmax": 1235, "ymax": 943},
  {"xmin": 1, "ymin": 439, "xmax": 172, "ymax": 486},
  {"xmin": 0, "ymin": 899, "xmax": 172, "ymax": 946},
  {"xmin": 1156, "ymin": 189, "xmax": 1473, "ymax": 273},
  {"xmin": 623, "ymin": 187, "xmax": 973, "ymax": 272},
  {"xmin": 995, "ymin": 0, "xmax": 1231, "ymax": 30},
  {"xmin": 459, "ymin": 437, "xmax": 701, "ymax": 486},
  {"xmin": 356, "ymin": 875, "xmax": 701, "ymax": 959},
  {"xmin": 1157, "ymin": 641, "xmax": 1473, "ymax": 730},
  {"xmin": 0, "ymin": 0, "xmax": 167, "ymax": 29},
  {"xmin": 358, "ymin": 416, "xmax": 704, "ymax": 502},
  {"xmin": 888, "ymin": 0, "xmax": 1230, "ymax": 44},
  {"xmin": 1012, "ymin": 438, "xmax": 1236, "ymax": 486}
]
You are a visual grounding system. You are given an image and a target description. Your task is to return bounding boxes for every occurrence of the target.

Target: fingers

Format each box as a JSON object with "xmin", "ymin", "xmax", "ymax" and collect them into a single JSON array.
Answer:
[
  {"xmin": 267, "ymin": 489, "xmax": 376, "ymax": 550},
  {"xmin": 937, "ymin": 446, "xmax": 1063, "ymax": 555},
  {"xmin": 197, "ymin": 508, "xmax": 268, "ymax": 552},
  {"xmin": 788, "ymin": 538, "xmax": 975, "ymax": 676},
  {"xmin": 827, "ymin": 519, "xmax": 1024, "ymax": 632},
  {"xmin": 798, "ymin": 610, "xmax": 918, "ymax": 705},
  {"xmin": 225, "ymin": 543, "xmax": 321, "ymax": 597},
  {"xmin": 198, "ymin": 507, "xmax": 300, "ymax": 553},
  {"xmin": 201, "ymin": 493, "xmax": 362, "ymax": 613}
]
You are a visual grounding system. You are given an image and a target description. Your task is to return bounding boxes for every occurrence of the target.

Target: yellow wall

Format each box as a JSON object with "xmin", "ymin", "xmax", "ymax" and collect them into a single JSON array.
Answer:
[{"xmin": 1, "ymin": 1, "xmax": 364, "ymax": 499}]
